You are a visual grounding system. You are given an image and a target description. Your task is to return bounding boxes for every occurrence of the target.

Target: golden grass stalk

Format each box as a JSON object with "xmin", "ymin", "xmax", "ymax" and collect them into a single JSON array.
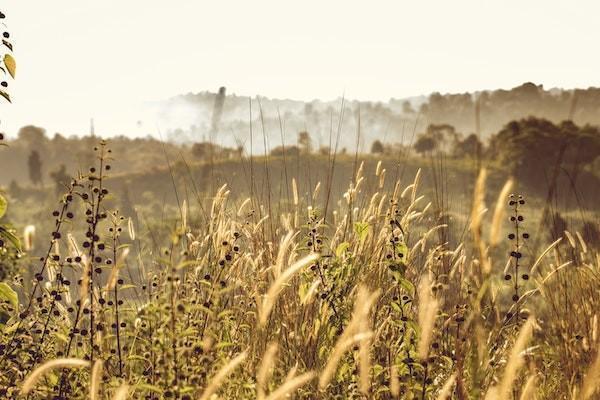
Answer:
[
  {"xmin": 490, "ymin": 178, "xmax": 513, "ymax": 246},
  {"xmin": 530, "ymin": 238, "xmax": 562, "ymax": 275},
  {"xmin": 292, "ymin": 178, "xmax": 299, "ymax": 206},
  {"xmin": 90, "ymin": 359, "xmax": 103, "ymax": 400},
  {"xmin": 417, "ymin": 275, "xmax": 439, "ymax": 359},
  {"xmin": 470, "ymin": 168, "xmax": 490, "ymax": 274},
  {"xmin": 319, "ymin": 332, "xmax": 374, "ymax": 389},
  {"xmin": 390, "ymin": 364, "xmax": 400, "ymax": 398},
  {"xmin": 495, "ymin": 316, "xmax": 535, "ymax": 399},
  {"xmin": 312, "ymin": 182, "xmax": 321, "ymax": 202},
  {"xmin": 181, "ymin": 199, "xmax": 188, "ymax": 231},
  {"xmin": 319, "ymin": 287, "xmax": 379, "ymax": 389},
  {"xmin": 23, "ymin": 224, "xmax": 36, "ymax": 251},
  {"xmin": 127, "ymin": 216, "xmax": 135, "ymax": 240},
  {"xmin": 79, "ymin": 258, "xmax": 91, "ymax": 308},
  {"xmin": 237, "ymin": 197, "xmax": 252, "ymax": 217},
  {"xmin": 21, "ymin": 358, "xmax": 89, "ymax": 395},
  {"xmin": 199, "ymin": 351, "xmax": 247, "ymax": 400},
  {"xmin": 564, "ymin": 230, "xmax": 576, "ymax": 248},
  {"xmin": 519, "ymin": 375, "xmax": 536, "ymax": 400},
  {"xmin": 359, "ymin": 300, "xmax": 371, "ymax": 395},
  {"xmin": 259, "ymin": 253, "xmax": 319, "ymax": 326},
  {"xmin": 257, "ymin": 343, "xmax": 279, "ymax": 400},
  {"xmin": 264, "ymin": 371, "xmax": 316, "ymax": 400},
  {"xmin": 576, "ymin": 231, "xmax": 588, "ymax": 254},
  {"xmin": 579, "ymin": 345, "xmax": 600, "ymax": 400},
  {"xmin": 111, "ymin": 384, "xmax": 130, "ymax": 400},
  {"xmin": 436, "ymin": 373, "xmax": 457, "ymax": 400},
  {"xmin": 106, "ymin": 247, "xmax": 130, "ymax": 291}
]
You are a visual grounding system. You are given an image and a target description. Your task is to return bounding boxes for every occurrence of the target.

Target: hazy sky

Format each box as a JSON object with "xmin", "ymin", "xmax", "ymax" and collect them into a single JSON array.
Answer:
[{"xmin": 1, "ymin": 1, "xmax": 599, "ymax": 136}]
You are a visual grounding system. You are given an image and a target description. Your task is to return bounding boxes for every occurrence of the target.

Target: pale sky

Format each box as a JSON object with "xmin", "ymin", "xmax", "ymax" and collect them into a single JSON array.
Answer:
[{"xmin": 1, "ymin": 1, "xmax": 599, "ymax": 137}]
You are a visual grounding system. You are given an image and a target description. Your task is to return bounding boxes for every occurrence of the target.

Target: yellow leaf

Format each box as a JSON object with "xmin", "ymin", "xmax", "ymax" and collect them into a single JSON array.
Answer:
[{"xmin": 4, "ymin": 54, "xmax": 16, "ymax": 78}]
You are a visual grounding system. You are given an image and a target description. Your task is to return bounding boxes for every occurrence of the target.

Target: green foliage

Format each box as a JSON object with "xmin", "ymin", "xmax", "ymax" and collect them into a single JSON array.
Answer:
[
  {"xmin": 0, "ymin": 12, "xmax": 15, "ymax": 103},
  {"xmin": 0, "ymin": 194, "xmax": 6, "ymax": 219},
  {"xmin": 490, "ymin": 117, "xmax": 600, "ymax": 183}
]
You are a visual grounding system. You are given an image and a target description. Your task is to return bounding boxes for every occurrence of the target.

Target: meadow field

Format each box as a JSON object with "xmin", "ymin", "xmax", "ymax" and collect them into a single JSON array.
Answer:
[{"xmin": 1, "ymin": 117, "xmax": 599, "ymax": 400}]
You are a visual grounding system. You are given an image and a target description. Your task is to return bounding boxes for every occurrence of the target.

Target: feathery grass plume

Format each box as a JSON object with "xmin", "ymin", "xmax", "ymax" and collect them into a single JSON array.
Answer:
[
  {"xmin": 319, "ymin": 287, "xmax": 380, "ymax": 389},
  {"xmin": 181, "ymin": 199, "xmax": 188, "ymax": 231},
  {"xmin": 564, "ymin": 230, "xmax": 577, "ymax": 248},
  {"xmin": 379, "ymin": 168, "xmax": 386, "ymax": 188},
  {"xmin": 411, "ymin": 168, "xmax": 421, "ymax": 204},
  {"xmin": 495, "ymin": 316, "xmax": 536, "ymax": 399},
  {"xmin": 67, "ymin": 232, "xmax": 81, "ymax": 257},
  {"xmin": 264, "ymin": 371, "xmax": 316, "ymax": 400},
  {"xmin": 23, "ymin": 224, "xmax": 36, "ymax": 251},
  {"xmin": 292, "ymin": 178, "xmax": 299, "ymax": 206},
  {"xmin": 390, "ymin": 364, "xmax": 400, "ymax": 398},
  {"xmin": 274, "ymin": 231, "xmax": 296, "ymax": 278},
  {"xmin": 106, "ymin": 247, "xmax": 130, "ymax": 291},
  {"xmin": 79, "ymin": 256, "xmax": 91, "ymax": 302},
  {"xmin": 470, "ymin": 168, "xmax": 490, "ymax": 273},
  {"xmin": 237, "ymin": 197, "xmax": 252, "ymax": 217},
  {"xmin": 490, "ymin": 178, "xmax": 513, "ymax": 246},
  {"xmin": 518, "ymin": 375, "xmax": 536, "ymax": 400},
  {"xmin": 436, "ymin": 373, "xmax": 457, "ymax": 400},
  {"xmin": 259, "ymin": 253, "xmax": 319, "ymax": 326},
  {"xmin": 579, "ymin": 345, "xmax": 600, "ymax": 400},
  {"xmin": 199, "ymin": 351, "xmax": 247, "ymax": 400},
  {"xmin": 257, "ymin": 343, "xmax": 279, "ymax": 400},
  {"xmin": 90, "ymin": 359, "xmax": 103, "ymax": 400},
  {"xmin": 359, "ymin": 297, "xmax": 372, "ymax": 395},
  {"xmin": 21, "ymin": 358, "xmax": 89, "ymax": 395},
  {"xmin": 111, "ymin": 384, "xmax": 130, "ymax": 400},
  {"xmin": 576, "ymin": 231, "xmax": 588, "ymax": 254},
  {"xmin": 127, "ymin": 216, "xmax": 135, "ymax": 240},
  {"xmin": 312, "ymin": 181, "xmax": 321, "ymax": 202},
  {"xmin": 417, "ymin": 274, "xmax": 439, "ymax": 359},
  {"xmin": 530, "ymin": 238, "xmax": 562, "ymax": 275},
  {"xmin": 300, "ymin": 278, "xmax": 321, "ymax": 305},
  {"xmin": 320, "ymin": 332, "xmax": 374, "ymax": 390}
]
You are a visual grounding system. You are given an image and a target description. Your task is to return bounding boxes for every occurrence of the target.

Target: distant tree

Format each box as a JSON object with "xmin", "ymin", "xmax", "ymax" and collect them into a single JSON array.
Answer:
[
  {"xmin": 413, "ymin": 135, "xmax": 436, "ymax": 155},
  {"xmin": 18, "ymin": 125, "xmax": 47, "ymax": 148},
  {"xmin": 298, "ymin": 131, "xmax": 312, "ymax": 154},
  {"xmin": 488, "ymin": 117, "xmax": 600, "ymax": 182},
  {"xmin": 270, "ymin": 145, "xmax": 300, "ymax": 157},
  {"xmin": 191, "ymin": 142, "xmax": 217, "ymax": 159},
  {"xmin": 453, "ymin": 134, "xmax": 483, "ymax": 158},
  {"xmin": 402, "ymin": 100, "xmax": 414, "ymax": 114},
  {"xmin": 27, "ymin": 150, "xmax": 42, "ymax": 186},
  {"xmin": 318, "ymin": 146, "xmax": 331, "ymax": 156},
  {"xmin": 49, "ymin": 164, "xmax": 70, "ymax": 194},
  {"xmin": 371, "ymin": 140, "xmax": 384, "ymax": 154},
  {"xmin": 414, "ymin": 124, "xmax": 460, "ymax": 156}
]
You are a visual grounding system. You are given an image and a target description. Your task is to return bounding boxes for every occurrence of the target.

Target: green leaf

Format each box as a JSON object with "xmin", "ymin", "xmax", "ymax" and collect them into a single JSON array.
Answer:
[
  {"xmin": 0, "ymin": 226, "xmax": 22, "ymax": 251},
  {"xmin": 135, "ymin": 383, "xmax": 163, "ymax": 394},
  {"xmin": 354, "ymin": 221, "xmax": 370, "ymax": 242},
  {"xmin": 0, "ymin": 282, "xmax": 18, "ymax": 309},
  {"xmin": 0, "ymin": 194, "xmax": 6, "ymax": 219},
  {"xmin": 335, "ymin": 242, "xmax": 350, "ymax": 257}
]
